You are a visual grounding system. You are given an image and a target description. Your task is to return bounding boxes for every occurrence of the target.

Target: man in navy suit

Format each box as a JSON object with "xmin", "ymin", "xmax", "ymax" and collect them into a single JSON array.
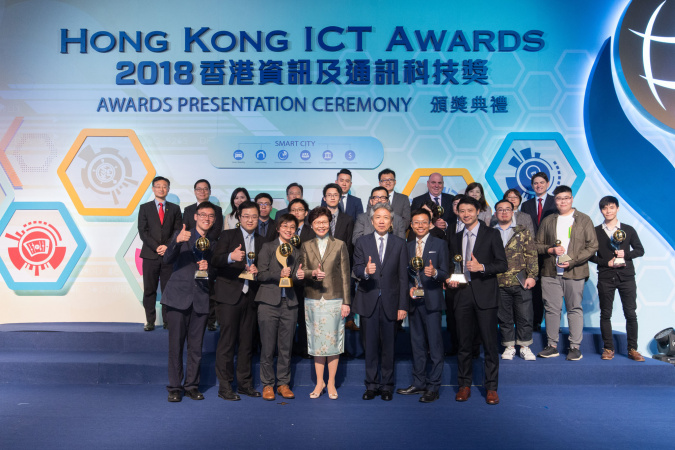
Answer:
[
  {"xmin": 352, "ymin": 203, "xmax": 408, "ymax": 401},
  {"xmin": 161, "ymin": 201, "xmax": 217, "ymax": 402},
  {"xmin": 447, "ymin": 196, "xmax": 507, "ymax": 405},
  {"xmin": 255, "ymin": 193, "xmax": 278, "ymax": 243},
  {"xmin": 322, "ymin": 168, "xmax": 364, "ymax": 223},
  {"xmin": 275, "ymin": 183, "xmax": 303, "ymax": 218},
  {"xmin": 520, "ymin": 172, "xmax": 557, "ymax": 330},
  {"xmin": 397, "ymin": 209, "xmax": 449, "ymax": 403},
  {"xmin": 138, "ymin": 176, "xmax": 183, "ymax": 331},
  {"xmin": 182, "ymin": 179, "xmax": 224, "ymax": 332},
  {"xmin": 410, "ymin": 172, "xmax": 455, "ymax": 233},
  {"xmin": 378, "ymin": 168, "xmax": 411, "ymax": 227}
]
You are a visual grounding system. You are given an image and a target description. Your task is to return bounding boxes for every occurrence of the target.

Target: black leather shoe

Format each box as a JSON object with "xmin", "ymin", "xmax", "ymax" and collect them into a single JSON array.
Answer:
[
  {"xmin": 218, "ymin": 390, "xmax": 241, "ymax": 401},
  {"xmin": 144, "ymin": 323, "xmax": 155, "ymax": 331},
  {"xmin": 168, "ymin": 391, "xmax": 182, "ymax": 402},
  {"xmin": 207, "ymin": 324, "xmax": 217, "ymax": 331},
  {"xmin": 420, "ymin": 390, "xmax": 439, "ymax": 403},
  {"xmin": 396, "ymin": 385, "xmax": 425, "ymax": 395},
  {"xmin": 362, "ymin": 389, "xmax": 380, "ymax": 400},
  {"xmin": 163, "ymin": 323, "xmax": 168, "ymax": 329},
  {"xmin": 237, "ymin": 386, "xmax": 262, "ymax": 398},
  {"xmin": 381, "ymin": 391, "xmax": 393, "ymax": 401},
  {"xmin": 185, "ymin": 389, "xmax": 204, "ymax": 400}
]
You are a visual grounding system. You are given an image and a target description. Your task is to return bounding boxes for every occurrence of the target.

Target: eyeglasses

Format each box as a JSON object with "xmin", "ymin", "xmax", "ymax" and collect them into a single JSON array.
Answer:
[
  {"xmin": 197, "ymin": 213, "xmax": 216, "ymax": 219},
  {"xmin": 371, "ymin": 196, "xmax": 388, "ymax": 200},
  {"xmin": 496, "ymin": 208, "xmax": 513, "ymax": 213},
  {"xmin": 279, "ymin": 224, "xmax": 297, "ymax": 231},
  {"xmin": 555, "ymin": 196, "xmax": 572, "ymax": 202},
  {"xmin": 290, "ymin": 208, "xmax": 306, "ymax": 213},
  {"xmin": 240, "ymin": 215, "xmax": 259, "ymax": 221},
  {"xmin": 194, "ymin": 188, "xmax": 210, "ymax": 192},
  {"xmin": 380, "ymin": 178, "xmax": 395, "ymax": 183},
  {"xmin": 325, "ymin": 193, "xmax": 340, "ymax": 198},
  {"xmin": 257, "ymin": 202, "xmax": 271, "ymax": 207}
]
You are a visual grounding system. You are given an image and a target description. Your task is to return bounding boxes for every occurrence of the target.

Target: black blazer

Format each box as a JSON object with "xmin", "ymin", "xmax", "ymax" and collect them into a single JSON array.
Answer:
[
  {"xmin": 138, "ymin": 200, "xmax": 183, "ymax": 260},
  {"xmin": 255, "ymin": 240, "xmax": 302, "ymax": 307},
  {"xmin": 521, "ymin": 194, "xmax": 556, "ymax": 233},
  {"xmin": 449, "ymin": 224, "xmax": 507, "ymax": 309},
  {"xmin": 182, "ymin": 203, "xmax": 224, "ymax": 243},
  {"xmin": 411, "ymin": 192, "xmax": 456, "ymax": 224},
  {"xmin": 321, "ymin": 194, "xmax": 364, "ymax": 223},
  {"xmin": 407, "ymin": 235, "xmax": 450, "ymax": 312},
  {"xmin": 160, "ymin": 231, "xmax": 210, "ymax": 314},
  {"xmin": 590, "ymin": 223, "xmax": 644, "ymax": 280},
  {"xmin": 332, "ymin": 212, "xmax": 354, "ymax": 260},
  {"xmin": 211, "ymin": 228, "xmax": 264, "ymax": 304},
  {"xmin": 257, "ymin": 218, "xmax": 278, "ymax": 244}
]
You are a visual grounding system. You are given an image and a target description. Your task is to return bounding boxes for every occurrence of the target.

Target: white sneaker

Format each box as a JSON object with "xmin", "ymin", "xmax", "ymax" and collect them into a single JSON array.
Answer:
[
  {"xmin": 501, "ymin": 346, "xmax": 516, "ymax": 360},
  {"xmin": 520, "ymin": 346, "xmax": 536, "ymax": 361}
]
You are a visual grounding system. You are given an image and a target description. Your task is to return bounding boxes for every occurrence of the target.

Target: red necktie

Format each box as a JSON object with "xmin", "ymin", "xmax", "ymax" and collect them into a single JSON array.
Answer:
[
  {"xmin": 537, "ymin": 198, "xmax": 542, "ymax": 225},
  {"xmin": 158, "ymin": 202, "xmax": 164, "ymax": 225}
]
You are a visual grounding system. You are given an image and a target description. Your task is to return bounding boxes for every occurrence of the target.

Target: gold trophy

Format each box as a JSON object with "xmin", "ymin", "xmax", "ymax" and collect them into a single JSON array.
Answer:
[
  {"xmin": 290, "ymin": 234, "xmax": 301, "ymax": 248},
  {"xmin": 193, "ymin": 236, "xmax": 210, "ymax": 279},
  {"xmin": 276, "ymin": 243, "xmax": 293, "ymax": 288},
  {"xmin": 611, "ymin": 229, "xmax": 627, "ymax": 267},
  {"xmin": 410, "ymin": 256, "xmax": 425, "ymax": 297},
  {"xmin": 433, "ymin": 205, "xmax": 444, "ymax": 218},
  {"xmin": 555, "ymin": 240, "xmax": 572, "ymax": 265},
  {"xmin": 239, "ymin": 251, "xmax": 256, "ymax": 280},
  {"xmin": 450, "ymin": 255, "xmax": 468, "ymax": 283}
]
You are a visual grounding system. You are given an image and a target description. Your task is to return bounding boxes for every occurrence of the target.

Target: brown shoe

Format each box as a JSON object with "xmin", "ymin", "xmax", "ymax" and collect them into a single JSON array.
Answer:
[
  {"xmin": 601, "ymin": 348, "xmax": 615, "ymax": 360},
  {"xmin": 277, "ymin": 384, "xmax": 295, "ymax": 399},
  {"xmin": 455, "ymin": 386, "xmax": 471, "ymax": 402},
  {"xmin": 262, "ymin": 386, "xmax": 275, "ymax": 401},
  {"xmin": 486, "ymin": 390, "xmax": 500, "ymax": 405},
  {"xmin": 346, "ymin": 320, "xmax": 360, "ymax": 331},
  {"xmin": 628, "ymin": 349, "xmax": 645, "ymax": 362}
]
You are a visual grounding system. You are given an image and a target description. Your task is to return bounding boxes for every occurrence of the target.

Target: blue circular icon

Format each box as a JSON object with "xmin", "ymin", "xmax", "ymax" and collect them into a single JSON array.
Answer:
[
  {"xmin": 278, "ymin": 150, "xmax": 289, "ymax": 160},
  {"xmin": 233, "ymin": 150, "xmax": 244, "ymax": 160},
  {"xmin": 300, "ymin": 150, "xmax": 311, "ymax": 161},
  {"xmin": 345, "ymin": 150, "xmax": 355, "ymax": 161},
  {"xmin": 322, "ymin": 150, "xmax": 333, "ymax": 161},
  {"xmin": 255, "ymin": 150, "xmax": 267, "ymax": 161}
]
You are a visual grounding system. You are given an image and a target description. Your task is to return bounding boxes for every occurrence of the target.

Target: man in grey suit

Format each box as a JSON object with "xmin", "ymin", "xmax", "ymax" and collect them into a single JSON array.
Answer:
[
  {"xmin": 353, "ymin": 186, "xmax": 407, "ymax": 244},
  {"xmin": 379, "ymin": 168, "xmax": 411, "ymax": 228},
  {"xmin": 255, "ymin": 214, "xmax": 304, "ymax": 401}
]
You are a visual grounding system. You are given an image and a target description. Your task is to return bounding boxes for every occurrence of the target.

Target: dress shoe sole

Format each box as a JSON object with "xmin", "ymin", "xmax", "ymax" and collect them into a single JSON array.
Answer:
[
  {"xmin": 396, "ymin": 388, "xmax": 425, "ymax": 395},
  {"xmin": 237, "ymin": 391, "xmax": 262, "ymax": 398},
  {"xmin": 218, "ymin": 393, "xmax": 241, "ymax": 401}
]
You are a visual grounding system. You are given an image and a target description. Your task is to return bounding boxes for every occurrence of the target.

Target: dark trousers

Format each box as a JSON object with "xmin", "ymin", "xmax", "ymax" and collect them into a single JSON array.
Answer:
[
  {"xmin": 258, "ymin": 298, "xmax": 298, "ymax": 387},
  {"xmin": 409, "ymin": 300, "xmax": 444, "ymax": 392},
  {"xmin": 598, "ymin": 275, "xmax": 638, "ymax": 350},
  {"xmin": 498, "ymin": 285, "xmax": 534, "ymax": 347},
  {"xmin": 166, "ymin": 305, "xmax": 208, "ymax": 392},
  {"xmin": 360, "ymin": 296, "xmax": 396, "ymax": 392},
  {"xmin": 532, "ymin": 257, "xmax": 545, "ymax": 328},
  {"xmin": 207, "ymin": 273, "xmax": 217, "ymax": 328},
  {"xmin": 142, "ymin": 258, "xmax": 171, "ymax": 324},
  {"xmin": 215, "ymin": 292, "xmax": 256, "ymax": 392},
  {"xmin": 455, "ymin": 286, "xmax": 499, "ymax": 391},
  {"xmin": 444, "ymin": 290, "xmax": 459, "ymax": 353}
]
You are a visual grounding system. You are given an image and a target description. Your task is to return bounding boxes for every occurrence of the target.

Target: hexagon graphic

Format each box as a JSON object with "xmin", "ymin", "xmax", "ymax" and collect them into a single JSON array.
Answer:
[
  {"xmin": 485, "ymin": 132, "xmax": 585, "ymax": 201},
  {"xmin": 115, "ymin": 224, "xmax": 145, "ymax": 302},
  {"xmin": 0, "ymin": 202, "xmax": 86, "ymax": 290},
  {"xmin": 0, "ymin": 157, "xmax": 15, "ymax": 219},
  {"xmin": 402, "ymin": 168, "xmax": 475, "ymax": 199},
  {"xmin": 57, "ymin": 129, "xmax": 156, "ymax": 216}
]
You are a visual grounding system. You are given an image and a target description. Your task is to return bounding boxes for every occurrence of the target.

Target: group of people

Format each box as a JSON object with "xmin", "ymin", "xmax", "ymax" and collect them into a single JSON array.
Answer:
[{"xmin": 137, "ymin": 168, "xmax": 645, "ymax": 406}]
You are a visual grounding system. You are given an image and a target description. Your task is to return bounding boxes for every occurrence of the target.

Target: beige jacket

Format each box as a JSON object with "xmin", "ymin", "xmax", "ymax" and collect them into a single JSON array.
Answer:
[{"xmin": 299, "ymin": 236, "xmax": 351, "ymax": 305}]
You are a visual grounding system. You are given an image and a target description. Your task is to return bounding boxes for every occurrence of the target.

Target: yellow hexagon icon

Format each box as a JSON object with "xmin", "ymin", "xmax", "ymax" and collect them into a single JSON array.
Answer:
[
  {"xmin": 401, "ymin": 168, "xmax": 475, "ymax": 199},
  {"xmin": 57, "ymin": 129, "xmax": 156, "ymax": 216}
]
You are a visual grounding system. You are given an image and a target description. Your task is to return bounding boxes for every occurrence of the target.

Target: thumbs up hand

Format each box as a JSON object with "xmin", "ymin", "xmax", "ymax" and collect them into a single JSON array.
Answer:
[
  {"xmin": 230, "ymin": 244, "xmax": 245, "ymax": 262},
  {"xmin": 424, "ymin": 259, "xmax": 436, "ymax": 278},
  {"xmin": 312, "ymin": 263, "xmax": 326, "ymax": 280},
  {"xmin": 176, "ymin": 224, "xmax": 191, "ymax": 243},
  {"xmin": 465, "ymin": 252, "xmax": 482, "ymax": 272},
  {"xmin": 296, "ymin": 263, "xmax": 305, "ymax": 280},
  {"xmin": 365, "ymin": 256, "xmax": 377, "ymax": 275}
]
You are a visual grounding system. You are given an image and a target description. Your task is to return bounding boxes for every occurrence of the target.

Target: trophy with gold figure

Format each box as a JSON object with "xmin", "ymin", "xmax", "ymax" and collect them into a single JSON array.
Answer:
[
  {"xmin": 555, "ymin": 240, "xmax": 572, "ymax": 265},
  {"xmin": 239, "ymin": 251, "xmax": 257, "ymax": 280},
  {"xmin": 290, "ymin": 234, "xmax": 301, "ymax": 248},
  {"xmin": 193, "ymin": 236, "xmax": 210, "ymax": 279},
  {"xmin": 410, "ymin": 256, "xmax": 425, "ymax": 297},
  {"xmin": 449, "ymin": 254, "xmax": 468, "ymax": 284},
  {"xmin": 611, "ymin": 229, "xmax": 627, "ymax": 267},
  {"xmin": 276, "ymin": 243, "xmax": 293, "ymax": 288}
]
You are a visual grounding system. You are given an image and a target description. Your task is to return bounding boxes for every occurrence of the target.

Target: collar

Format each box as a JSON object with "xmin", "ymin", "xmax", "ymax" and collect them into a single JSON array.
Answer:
[
  {"xmin": 240, "ymin": 228, "xmax": 255, "ymax": 240},
  {"xmin": 415, "ymin": 232, "xmax": 430, "ymax": 247},
  {"xmin": 464, "ymin": 221, "xmax": 480, "ymax": 237},
  {"xmin": 602, "ymin": 221, "xmax": 621, "ymax": 232},
  {"xmin": 154, "ymin": 198, "xmax": 166, "ymax": 208}
]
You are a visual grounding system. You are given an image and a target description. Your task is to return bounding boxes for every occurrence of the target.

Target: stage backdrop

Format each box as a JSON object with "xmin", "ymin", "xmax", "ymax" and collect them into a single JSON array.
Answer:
[{"xmin": 0, "ymin": 0, "xmax": 673, "ymax": 355}]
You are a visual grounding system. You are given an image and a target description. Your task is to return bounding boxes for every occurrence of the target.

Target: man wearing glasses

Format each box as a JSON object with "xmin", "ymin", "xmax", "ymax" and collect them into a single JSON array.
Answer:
[
  {"xmin": 352, "ymin": 186, "xmax": 407, "ymax": 244},
  {"xmin": 535, "ymin": 186, "xmax": 598, "ymax": 361},
  {"xmin": 255, "ymin": 193, "xmax": 278, "ymax": 243},
  {"xmin": 183, "ymin": 179, "xmax": 224, "ymax": 331},
  {"xmin": 378, "ymin": 168, "xmax": 411, "ymax": 228},
  {"xmin": 321, "ymin": 168, "xmax": 364, "ymax": 223}
]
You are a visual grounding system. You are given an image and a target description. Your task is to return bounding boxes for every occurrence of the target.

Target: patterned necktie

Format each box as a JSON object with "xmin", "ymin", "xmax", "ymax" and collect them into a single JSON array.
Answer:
[
  {"xmin": 158, "ymin": 202, "xmax": 164, "ymax": 225},
  {"xmin": 242, "ymin": 233, "xmax": 252, "ymax": 294},
  {"xmin": 464, "ymin": 231, "xmax": 473, "ymax": 281},
  {"xmin": 434, "ymin": 196, "xmax": 440, "ymax": 206},
  {"xmin": 378, "ymin": 237, "xmax": 384, "ymax": 263},
  {"xmin": 537, "ymin": 198, "xmax": 543, "ymax": 225},
  {"xmin": 416, "ymin": 239, "xmax": 424, "ymax": 258}
]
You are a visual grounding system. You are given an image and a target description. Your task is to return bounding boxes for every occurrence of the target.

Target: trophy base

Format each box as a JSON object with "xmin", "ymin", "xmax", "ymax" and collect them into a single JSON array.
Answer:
[
  {"xmin": 412, "ymin": 288, "xmax": 424, "ymax": 297},
  {"xmin": 279, "ymin": 278, "xmax": 293, "ymax": 288},
  {"xmin": 450, "ymin": 274, "xmax": 468, "ymax": 284},
  {"xmin": 238, "ymin": 272, "xmax": 256, "ymax": 281},
  {"xmin": 613, "ymin": 257, "xmax": 626, "ymax": 267},
  {"xmin": 557, "ymin": 254, "xmax": 572, "ymax": 264},
  {"xmin": 194, "ymin": 270, "xmax": 209, "ymax": 279}
]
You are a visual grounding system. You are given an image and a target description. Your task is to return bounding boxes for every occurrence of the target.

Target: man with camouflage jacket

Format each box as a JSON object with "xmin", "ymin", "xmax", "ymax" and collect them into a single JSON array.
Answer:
[{"xmin": 493, "ymin": 200, "xmax": 539, "ymax": 361}]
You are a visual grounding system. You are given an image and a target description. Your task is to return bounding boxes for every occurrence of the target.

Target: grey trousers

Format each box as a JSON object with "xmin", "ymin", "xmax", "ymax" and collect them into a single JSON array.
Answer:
[
  {"xmin": 258, "ymin": 298, "xmax": 298, "ymax": 387},
  {"xmin": 541, "ymin": 276, "xmax": 585, "ymax": 347}
]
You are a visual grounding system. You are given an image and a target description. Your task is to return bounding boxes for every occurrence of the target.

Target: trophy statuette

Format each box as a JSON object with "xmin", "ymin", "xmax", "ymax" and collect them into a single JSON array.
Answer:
[
  {"xmin": 290, "ymin": 234, "xmax": 301, "ymax": 248},
  {"xmin": 276, "ymin": 243, "xmax": 294, "ymax": 288},
  {"xmin": 611, "ymin": 229, "xmax": 627, "ymax": 267},
  {"xmin": 554, "ymin": 239, "xmax": 572, "ymax": 265},
  {"xmin": 193, "ymin": 236, "xmax": 210, "ymax": 279},
  {"xmin": 449, "ymin": 254, "xmax": 468, "ymax": 283},
  {"xmin": 410, "ymin": 256, "xmax": 425, "ymax": 297},
  {"xmin": 239, "ymin": 251, "xmax": 257, "ymax": 280}
]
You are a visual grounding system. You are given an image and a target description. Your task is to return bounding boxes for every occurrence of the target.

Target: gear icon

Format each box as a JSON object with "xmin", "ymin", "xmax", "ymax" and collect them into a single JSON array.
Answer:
[
  {"xmin": 78, "ymin": 145, "xmax": 135, "ymax": 205},
  {"xmin": 505, "ymin": 147, "xmax": 561, "ymax": 200}
]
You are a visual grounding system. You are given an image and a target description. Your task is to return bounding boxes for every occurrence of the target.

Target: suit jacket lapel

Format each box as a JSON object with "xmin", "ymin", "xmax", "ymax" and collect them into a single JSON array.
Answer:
[
  {"xmin": 321, "ymin": 236, "xmax": 337, "ymax": 264},
  {"xmin": 380, "ymin": 234, "xmax": 395, "ymax": 270},
  {"xmin": 308, "ymin": 238, "xmax": 321, "ymax": 266}
]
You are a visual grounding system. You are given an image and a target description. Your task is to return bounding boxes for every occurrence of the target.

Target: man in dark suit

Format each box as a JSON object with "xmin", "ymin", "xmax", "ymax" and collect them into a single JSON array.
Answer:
[
  {"xmin": 183, "ymin": 179, "xmax": 224, "ymax": 332},
  {"xmin": 321, "ymin": 168, "xmax": 364, "ymax": 223},
  {"xmin": 378, "ymin": 168, "xmax": 411, "ymax": 227},
  {"xmin": 255, "ymin": 192, "xmax": 278, "ymax": 243},
  {"xmin": 323, "ymin": 183, "xmax": 355, "ymax": 258},
  {"xmin": 275, "ymin": 183, "xmax": 303, "ymax": 218},
  {"xmin": 255, "ymin": 214, "xmax": 304, "ymax": 401},
  {"xmin": 520, "ymin": 172, "xmax": 557, "ymax": 331},
  {"xmin": 211, "ymin": 201, "xmax": 264, "ymax": 401},
  {"xmin": 161, "ymin": 201, "xmax": 218, "ymax": 402},
  {"xmin": 397, "ymin": 209, "xmax": 449, "ymax": 403},
  {"xmin": 410, "ymin": 172, "xmax": 455, "ymax": 233},
  {"xmin": 138, "ymin": 176, "xmax": 183, "ymax": 331},
  {"xmin": 590, "ymin": 196, "xmax": 645, "ymax": 362},
  {"xmin": 352, "ymin": 202, "xmax": 408, "ymax": 401},
  {"xmin": 353, "ymin": 187, "xmax": 407, "ymax": 243},
  {"xmin": 447, "ymin": 196, "xmax": 507, "ymax": 405}
]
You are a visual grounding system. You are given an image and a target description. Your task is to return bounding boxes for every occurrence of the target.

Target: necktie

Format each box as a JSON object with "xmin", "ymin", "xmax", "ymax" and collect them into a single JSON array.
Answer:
[
  {"xmin": 434, "ymin": 197, "xmax": 440, "ymax": 206},
  {"xmin": 259, "ymin": 221, "xmax": 267, "ymax": 237},
  {"xmin": 537, "ymin": 198, "xmax": 543, "ymax": 225},
  {"xmin": 242, "ymin": 234, "xmax": 252, "ymax": 294},
  {"xmin": 416, "ymin": 239, "xmax": 424, "ymax": 258},
  {"xmin": 330, "ymin": 215, "xmax": 337, "ymax": 236},
  {"xmin": 378, "ymin": 237, "xmax": 384, "ymax": 263},
  {"xmin": 158, "ymin": 202, "xmax": 164, "ymax": 225},
  {"xmin": 341, "ymin": 195, "xmax": 347, "ymax": 212},
  {"xmin": 464, "ymin": 231, "xmax": 473, "ymax": 281}
]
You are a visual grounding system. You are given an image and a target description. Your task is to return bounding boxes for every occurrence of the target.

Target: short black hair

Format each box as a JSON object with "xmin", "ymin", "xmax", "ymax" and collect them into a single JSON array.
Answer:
[
  {"xmin": 323, "ymin": 183, "xmax": 341, "ymax": 198},
  {"xmin": 288, "ymin": 198, "xmax": 309, "ymax": 212},
  {"xmin": 494, "ymin": 199, "xmax": 514, "ymax": 211},
  {"xmin": 276, "ymin": 213, "xmax": 299, "ymax": 229},
  {"xmin": 553, "ymin": 185, "xmax": 572, "ymax": 197},
  {"xmin": 238, "ymin": 200, "xmax": 260, "ymax": 216},
  {"xmin": 337, "ymin": 168, "xmax": 352, "ymax": 178},
  {"xmin": 194, "ymin": 179, "xmax": 211, "ymax": 190},
  {"xmin": 254, "ymin": 192, "xmax": 273, "ymax": 205},
  {"xmin": 286, "ymin": 182, "xmax": 303, "ymax": 195},
  {"xmin": 531, "ymin": 172, "xmax": 549, "ymax": 184},
  {"xmin": 599, "ymin": 196, "xmax": 619, "ymax": 210},
  {"xmin": 152, "ymin": 176, "xmax": 170, "ymax": 187},
  {"xmin": 308, "ymin": 206, "xmax": 332, "ymax": 225},
  {"xmin": 411, "ymin": 208, "xmax": 431, "ymax": 221},
  {"xmin": 378, "ymin": 168, "xmax": 396, "ymax": 181},
  {"xmin": 196, "ymin": 201, "xmax": 216, "ymax": 213},
  {"xmin": 457, "ymin": 196, "xmax": 481, "ymax": 211},
  {"xmin": 370, "ymin": 186, "xmax": 388, "ymax": 197}
]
